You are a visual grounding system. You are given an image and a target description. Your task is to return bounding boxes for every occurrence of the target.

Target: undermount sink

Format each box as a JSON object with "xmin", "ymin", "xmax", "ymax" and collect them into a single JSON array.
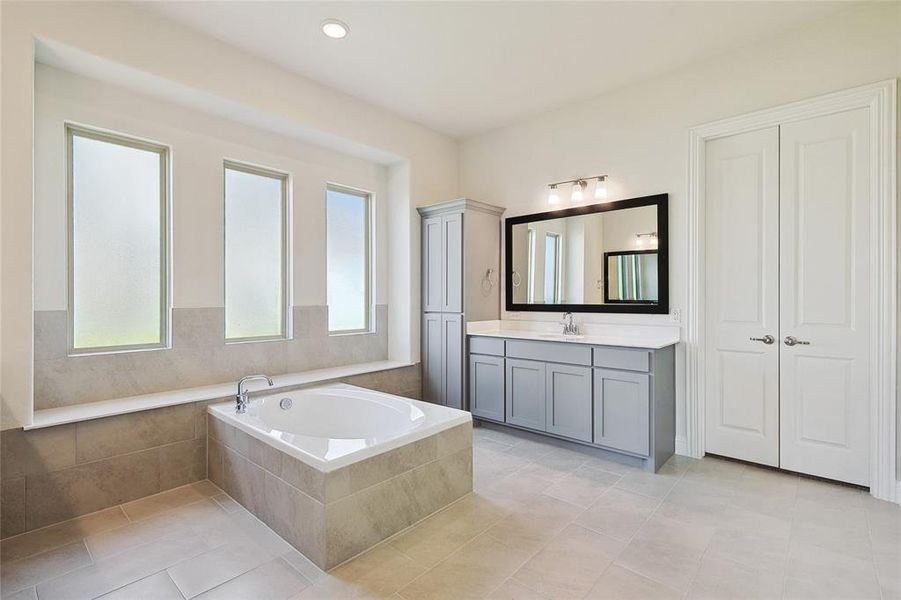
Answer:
[{"xmin": 530, "ymin": 332, "xmax": 585, "ymax": 341}]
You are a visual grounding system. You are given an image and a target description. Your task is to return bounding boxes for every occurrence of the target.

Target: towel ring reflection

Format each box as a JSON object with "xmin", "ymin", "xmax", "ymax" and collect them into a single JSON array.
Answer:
[{"xmin": 511, "ymin": 271, "xmax": 522, "ymax": 288}]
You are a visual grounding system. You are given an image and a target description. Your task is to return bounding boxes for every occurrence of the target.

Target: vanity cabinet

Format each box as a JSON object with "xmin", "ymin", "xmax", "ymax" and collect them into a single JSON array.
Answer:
[
  {"xmin": 546, "ymin": 364, "xmax": 593, "ymax": 442},
  {"xmin": 505, "ymin": 358, "xmax": 546, "ymax": 430},
  {"xmin": 468, "ymin": 334, "xmax": 675, "ymax": 471},
  {"xmin": 468, "ymin": 354, "xmax": 505, "ymax": 421},
  {"xmin": 593, "ymin": 368, "xmax": 650, "ymax": 455},
  {"xmin": 422, "ymin": 213, "xmax": 463, "ymax": 313},
  {"xmin": 419, "ymin": 199, "xmax": 505, "ymax": 410},
  {"xmin": 422, "ymin": 312, "xmax": 463, "ymax": 409}
]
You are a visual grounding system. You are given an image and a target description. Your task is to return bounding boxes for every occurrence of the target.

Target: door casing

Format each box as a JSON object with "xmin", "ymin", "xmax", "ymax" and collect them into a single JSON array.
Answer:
[{"xmin": 686, "ymin": 79, "xmax": 898, "ymax": 502}]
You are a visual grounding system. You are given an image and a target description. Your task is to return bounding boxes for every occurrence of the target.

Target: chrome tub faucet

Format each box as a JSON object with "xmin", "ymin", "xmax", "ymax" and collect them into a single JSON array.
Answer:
[{"xmin": 236, "ymin": 374, "xmax": 274, "ymax": 413}]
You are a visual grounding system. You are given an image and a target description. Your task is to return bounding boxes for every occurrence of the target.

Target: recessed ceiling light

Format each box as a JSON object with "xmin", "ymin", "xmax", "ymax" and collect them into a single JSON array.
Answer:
[{"xmin": 321, "ymin": 19, "xmax": 349, "ymax": 39}]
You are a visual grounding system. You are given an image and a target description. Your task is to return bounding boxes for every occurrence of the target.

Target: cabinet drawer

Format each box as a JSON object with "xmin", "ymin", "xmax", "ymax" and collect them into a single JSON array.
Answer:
[
  {"xmin": 592, "ymin": 347, "xmax": 651, "ymax": 372},
  {"xmin": 469, "ymin": 336, "xmax": 505, "ymax": 357},
  {"xmin": 506, "ymin": 339, "xmax": 592, "ymax": 366}
]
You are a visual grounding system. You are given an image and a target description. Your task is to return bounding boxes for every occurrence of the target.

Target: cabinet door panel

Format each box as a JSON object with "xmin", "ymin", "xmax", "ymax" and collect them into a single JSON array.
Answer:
[
  {"xmin": 422, "ymin": 313, "xmax": 443, "ymax": 404},
  {"xmin": 505, "ymin": 358, "xmax": 546, "ymax": 431},
  {"xmin": 442, "ymin": 313, "xmax": 463, "ymax": 409},
  {"xmin": 546, "ymin": 364, "xmax": 592, "ymax": 442},
  {"xmin": 442, "ymin": 213, "xmax": 463, "ymax": 313},
  {"xmin": 469, "ymin": 354, "xmax": 505, "ymax": 421},
  {"xmin": 593, "ymin": 369, "xmax": 650, "ymax": 455},
  {"xmin": 422, "ymin": 217, "xmax": 443, "ymax": 313}
]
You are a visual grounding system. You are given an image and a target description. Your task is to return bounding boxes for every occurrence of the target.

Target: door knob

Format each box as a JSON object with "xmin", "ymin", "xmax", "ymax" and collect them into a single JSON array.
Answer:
[
  {"xmin": 783, "ymin": 336, "xmax": 810, "ymax": 346},
  {"xmin": 749, "ymin": 335, "xmax": 775, "ymax": 345}
]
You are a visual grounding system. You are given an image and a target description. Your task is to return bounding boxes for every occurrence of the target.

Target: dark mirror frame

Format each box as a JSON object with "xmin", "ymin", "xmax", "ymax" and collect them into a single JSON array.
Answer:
[{"xmin": 504, "ymin": 193, "xmax": 669, "ymax": 314}]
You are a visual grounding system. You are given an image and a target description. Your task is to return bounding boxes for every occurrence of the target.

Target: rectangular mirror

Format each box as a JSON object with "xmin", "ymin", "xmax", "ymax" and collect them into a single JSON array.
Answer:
[{"xmin": 505, "ymin": 194, "xmax": 668, "ymax": 314}]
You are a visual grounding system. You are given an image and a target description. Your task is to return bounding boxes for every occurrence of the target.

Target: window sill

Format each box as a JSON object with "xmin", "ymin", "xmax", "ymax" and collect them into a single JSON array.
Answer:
[{"xmin": 26, "ymin": 359, "xmax": 415, "ymax": 430}]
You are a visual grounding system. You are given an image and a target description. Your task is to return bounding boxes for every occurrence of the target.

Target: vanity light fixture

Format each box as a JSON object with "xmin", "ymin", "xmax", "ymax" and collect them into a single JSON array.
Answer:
[
  {"xmin": 635, "ymin": 231, "xmax": 658, "ymax": 248},
  {"xmin": 594, "ymin": 176, "xmax": 608, "ymax": 200},
  {"xmin": 546, "ymin": 175, "xmax": 608, "ymax": 206},
  {"xmin": 547, "ymin": 184, "xmax": 561, "ymax": 205},
  {"xmin": 571, "ymin": 180, "xmax": 587, "ymax": 203},
  {"xmin": 322, "ymin": 19, "xmax": 349, "ymax": 39}
]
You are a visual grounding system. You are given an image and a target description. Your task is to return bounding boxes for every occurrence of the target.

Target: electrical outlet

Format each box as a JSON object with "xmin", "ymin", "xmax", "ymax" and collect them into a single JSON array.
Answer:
[{"xmin": 670, "ymin": 308, "xmax": 682, "ymax": 323}]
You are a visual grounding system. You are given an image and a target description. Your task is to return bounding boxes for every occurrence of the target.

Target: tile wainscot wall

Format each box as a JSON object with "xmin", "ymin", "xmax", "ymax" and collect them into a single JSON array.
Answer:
[
  {"xmin": 1, "ymin": 364, "xmax": 421, "ymax": 539},
  {"xmin": 33, "ymin": 305, "xmax": 390, "ymax": 409}
]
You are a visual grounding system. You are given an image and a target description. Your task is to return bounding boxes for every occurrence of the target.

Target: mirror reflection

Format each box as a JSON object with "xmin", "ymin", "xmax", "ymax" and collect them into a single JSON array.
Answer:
[{"xmin": 509, "ymin": 203, "xmax": 660, "ymax": 307}]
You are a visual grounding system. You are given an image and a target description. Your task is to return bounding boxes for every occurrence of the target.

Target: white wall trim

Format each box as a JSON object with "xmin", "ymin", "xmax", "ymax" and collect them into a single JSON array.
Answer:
[{"xmin": 686, "ymin": 79, "xmax": 898, "ymax": 503}]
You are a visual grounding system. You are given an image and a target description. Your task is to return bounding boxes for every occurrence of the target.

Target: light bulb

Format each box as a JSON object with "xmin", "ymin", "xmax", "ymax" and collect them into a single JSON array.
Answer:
[
  {"xmin": 548, "ymin": 185, "xmax": 560, "ymax": 205},
  {"xmin": 571, "ymin": 181, "xmax": 584, "ymax": 203},
  {"xmin": 594, "ymin": 177, "xmax": 608, "ymax": 200},
  {"xmin": 636, "ymin": 235, "xmax": 644, "ymax": 247}
]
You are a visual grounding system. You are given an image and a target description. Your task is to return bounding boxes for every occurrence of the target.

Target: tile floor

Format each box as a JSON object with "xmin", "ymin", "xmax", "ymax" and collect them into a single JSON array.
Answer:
[{"xmin": 1, "ymin": 425, "xmax": 899, "ymax": 599}]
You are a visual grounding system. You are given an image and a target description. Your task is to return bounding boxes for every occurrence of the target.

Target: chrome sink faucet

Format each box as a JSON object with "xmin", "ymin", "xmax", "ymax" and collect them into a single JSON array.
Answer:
[
  {"xmin": 236, "ymin": 374, "xmax": 274, "ymax": 414},
  {"xmin": 561, "ymin": 312, "xmax": 579, "ymax": 336}
]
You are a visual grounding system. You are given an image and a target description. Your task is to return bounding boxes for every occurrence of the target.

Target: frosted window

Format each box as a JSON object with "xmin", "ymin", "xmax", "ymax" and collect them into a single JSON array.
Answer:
[
  {"xmin": 70, "ymin": 129, "xmax": 168, "ymax": 351},
  {"xmin": 327, "ymin": 187, "xmax": 371, "ymax": 333},
  {"xmin": 224, "ymin": 164, "xmax": 287, "ymax": 340}
]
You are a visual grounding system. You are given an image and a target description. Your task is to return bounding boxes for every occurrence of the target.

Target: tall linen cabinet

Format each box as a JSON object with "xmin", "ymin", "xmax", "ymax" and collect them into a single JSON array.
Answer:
[{"xmin": 418, "ymin": 199, "xmax": 505, "ymax": 409}]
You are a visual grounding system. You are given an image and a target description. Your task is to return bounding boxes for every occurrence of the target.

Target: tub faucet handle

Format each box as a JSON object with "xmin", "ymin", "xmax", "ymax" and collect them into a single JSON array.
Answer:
[{"xmin": 236, "ymin": 374, "xmax": 274, "ymax": 414}]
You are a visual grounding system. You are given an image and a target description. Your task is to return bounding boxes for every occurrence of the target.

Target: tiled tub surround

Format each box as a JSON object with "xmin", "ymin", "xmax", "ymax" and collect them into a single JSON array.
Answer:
[
  {"xmin": 1, "ymin": 364, "xmax": 421, "ymax": 539},
  {"xmin": 33, "ymin": 305, "xmax": 389, "ymax": 409},
  {"xmin": 207, "ymin": 392, "xmax": 473, "ymax": 570}
]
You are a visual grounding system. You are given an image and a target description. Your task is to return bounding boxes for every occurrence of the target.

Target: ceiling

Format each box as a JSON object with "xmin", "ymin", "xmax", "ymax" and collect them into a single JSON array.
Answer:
[{"xmin": 138, "ymin": 1, "xmax": 852, "ymax": 138}]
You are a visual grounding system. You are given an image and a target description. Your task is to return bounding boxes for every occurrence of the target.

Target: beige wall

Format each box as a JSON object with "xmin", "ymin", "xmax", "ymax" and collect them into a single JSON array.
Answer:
[
  {"xmin": 458, "ymin": 2, "xmax": 901, "ymax": 451},
  {"xmin": 0, "ymin": 1, "xmax": 459, "ymax": 429}
]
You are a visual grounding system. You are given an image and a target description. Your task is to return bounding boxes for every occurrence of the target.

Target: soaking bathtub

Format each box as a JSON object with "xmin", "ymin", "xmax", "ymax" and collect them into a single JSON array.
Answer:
[{"xmin": 207, "ymin": 383, "xmax": 473, "ymax": 569}]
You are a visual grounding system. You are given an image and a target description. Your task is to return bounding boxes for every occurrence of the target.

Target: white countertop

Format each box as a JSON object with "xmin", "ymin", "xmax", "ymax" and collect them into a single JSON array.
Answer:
[
  {"xmin": 467, "ymin": 320, "xmax": 680, "ymax": 349},
  {"xmin": 26, "ymin": 360, "xmax": 415, "ymax": 430}
]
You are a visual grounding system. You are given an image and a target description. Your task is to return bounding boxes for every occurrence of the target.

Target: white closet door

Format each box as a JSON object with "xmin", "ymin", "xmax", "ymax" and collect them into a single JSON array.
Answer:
[
  {"xmin": 779, "ymin": 108, "xmax": 871, "ymax": 486},
  {"xmin": 704, "ymin": 127, "xmax": 780, "ymax": 466}
]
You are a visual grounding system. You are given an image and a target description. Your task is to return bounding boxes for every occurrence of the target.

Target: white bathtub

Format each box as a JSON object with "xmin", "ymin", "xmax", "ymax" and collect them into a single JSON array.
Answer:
[{"xmin": 208, "ymin": 383, "xmax": 471, "ymax": 472}]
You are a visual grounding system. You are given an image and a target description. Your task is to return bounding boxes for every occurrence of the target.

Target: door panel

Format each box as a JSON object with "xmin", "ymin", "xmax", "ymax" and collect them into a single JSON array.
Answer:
[
  {"xmin": 442, "ymin": 313, "xmax": 463, "ymax": 409},
  {"xmin": 704, "ymin": 127, "xmax": 780, "ymax": 466},
  {"xmin": 505, "ymin": 358, "xmax": 546, "ymax": 431},
  {"xmin": 422, "ymin": 313, "xmax": 443, "ymax": 405},
  {"xmin": 593, "ymin": 369, "xmax": 650, "ymax": 456},
  {"xmin": 422, "ymin": 217, "xmax": 442, "ymax": 313},
  {"xmin": 779, "ymin": 108, "xmax": 870, "ymax": 486},
  {"xmin": 442, "ymin": 213, "xmax": 463, "ymax": 313},
  {"xmin": 469, "ymin": 354, "xmax": 505, "ymax": 421},
  {"xmin": 546, "ymin": 364, "xmax": 592, "ymax": 442}
]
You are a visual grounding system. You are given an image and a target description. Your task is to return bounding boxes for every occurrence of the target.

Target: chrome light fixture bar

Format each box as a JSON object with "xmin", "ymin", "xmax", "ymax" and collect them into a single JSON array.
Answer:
[
  {"xmin": 635, "ymin": 231, "xmax": 658, "ymax": 248},
  {"xmin": 546, "ymin": 175, "xmax": 608, "ymax": 205}
]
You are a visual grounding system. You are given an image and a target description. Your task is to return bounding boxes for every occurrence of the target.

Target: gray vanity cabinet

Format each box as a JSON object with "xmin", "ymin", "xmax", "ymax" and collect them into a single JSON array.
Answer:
[
  {"xmin": 422, "ymin": 216, "xmax": 443, "ymax": 313},
  {"xmin": 593, "ymin": 368, "xmax": 650, "ymax": 456},
  {"xmin": 505, "ymin": 358, "xmax": 546, "ymax": 430},
  {"xmin": 546, "ymin": 364, "xmax": 593, "ymax": 442},
  {"xmin": 422, "ymin": 312, "xmax": 463, "ymax": 408},
  {"xmin": 469, "ymin": 354, "xmax": 505, "ymax": 421},
  {"xmin": 466, "ymin": 335, "xmax": 676, "ymax": 471},
  {"xmin": 442, "ymin": 313, "xmax": 463, "ymax": 409},
  {"xmin": 419, "ymin": 199, "xmax": 506, "ymax": 410},
  {"xmin": 422, "ymin": 314, "xmax": 442, "ymax": 404}
]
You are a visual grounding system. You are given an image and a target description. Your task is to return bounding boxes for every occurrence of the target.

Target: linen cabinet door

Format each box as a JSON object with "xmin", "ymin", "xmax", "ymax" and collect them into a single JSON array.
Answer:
[
  {"xmin": 422, "ymin": 313, "xmax": 443, "ymax": 405},
  {"xmin": 441, "ymin": 213, "xmax": 463, "ymax": 313},
  {"xmin": 442, "ymin": 313, "xmax": 463, "ymax": 409},
  {"xmin": 469, "ymin": 354, "xmax": 505, "ymax": 422},
  {"xmin": 505, "ymin": 358, "xmax": 546, "ymax": 431},
  {"xmin": 546, "ymin": 363, "xmax": 592, "ymax": 442},
  {"xmin": 593, "ymin": 368, "xmax": 650, "ymax": 455},
  {"xmin": 422, "ymin": 216, "xmax": 443, "ymax": 313}
]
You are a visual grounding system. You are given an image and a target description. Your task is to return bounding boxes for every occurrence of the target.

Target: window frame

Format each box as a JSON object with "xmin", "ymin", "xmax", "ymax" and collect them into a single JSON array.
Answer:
[
  {"xmin": 325, "ymin": 182, "xmax": 374, "ymax": 336},
  {"xmin": 66, "ymin": 123, "xmax": 171, "ymax": 356},
  {"xmin": 222, "ymin": 159, "xmax": 291, "ymax": 344}
]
